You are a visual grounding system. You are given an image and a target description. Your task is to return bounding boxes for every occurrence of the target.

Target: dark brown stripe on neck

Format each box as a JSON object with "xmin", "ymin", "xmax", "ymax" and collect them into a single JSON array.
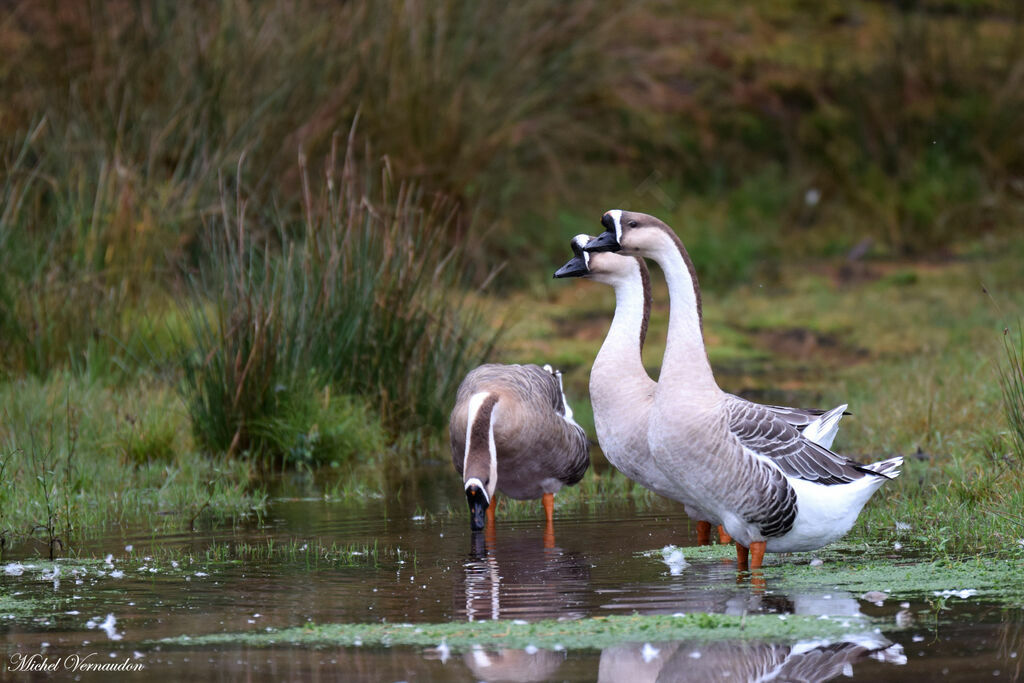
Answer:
[
  {"xmin": 636, "ymin": 256, "xmax": 652, "ymax": 351},
  {"xmin": 469, "ymin": 394, "xmax": 500, "ymax": 454}
]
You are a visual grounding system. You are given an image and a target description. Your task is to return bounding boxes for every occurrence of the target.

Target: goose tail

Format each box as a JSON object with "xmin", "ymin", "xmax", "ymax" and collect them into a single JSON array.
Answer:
[{"xmin": 862, "ymin": 455, "xmax": 903, "ymax": 480}]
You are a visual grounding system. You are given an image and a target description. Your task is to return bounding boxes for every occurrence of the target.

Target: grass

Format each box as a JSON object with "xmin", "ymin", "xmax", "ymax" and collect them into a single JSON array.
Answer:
[
  {"xmin": 117, "ymin": 537, "xmax": 405, "ymax": 569},
  {"xmin": 0, "ymin": 374, "xmax": 266, "ymax": 552},
  {"xmin": 998, "ymin": 324, "xmax": 1024, "ymax": 466},
  {"xmin": 198, "ymin": 539, "xmax": 401, "ymax": 568}
]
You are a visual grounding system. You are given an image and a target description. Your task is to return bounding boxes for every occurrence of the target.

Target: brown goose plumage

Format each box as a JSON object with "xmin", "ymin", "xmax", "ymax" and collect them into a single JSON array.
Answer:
[{"xmin": 450, "ymin": 364, "xmax": 589, "ymax": 527}]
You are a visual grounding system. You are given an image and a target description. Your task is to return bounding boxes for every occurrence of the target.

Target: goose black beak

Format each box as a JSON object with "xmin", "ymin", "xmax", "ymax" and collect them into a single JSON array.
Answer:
[
  {"xmin": 466, "ymin": 484, "xmax": 489, "ymax": 531},
  {"xmin": 584, "ymin": 231, "xmax": 620, "ymax": 253},
  {"xmin": 553, "ymin": 254, "xmax": 588, "ymax": 278}
]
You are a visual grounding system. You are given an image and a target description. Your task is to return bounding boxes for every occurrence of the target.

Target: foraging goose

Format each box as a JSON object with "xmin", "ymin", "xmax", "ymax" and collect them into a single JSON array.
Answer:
[
  {"xmin": 450, "ymin": 363, "xmax": 589, "ymax": 531},
  {"xmin": 584, "ymin": 211, "xmax": 902, "ymax": 568},
  {"xmin": 553, "ymin": 235, "xmax": 848, "ymax": 544}
]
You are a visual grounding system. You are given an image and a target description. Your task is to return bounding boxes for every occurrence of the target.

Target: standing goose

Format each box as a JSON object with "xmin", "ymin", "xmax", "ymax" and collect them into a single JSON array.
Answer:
[
  {"xmin": 554, "ymin": 235, "xmax": 849, "ymax": 545},
  {"xmin": 450, "ymin": 363, "xmax": 589, "ymax": 533},
  {"xmin": 584, "ymin": 211, "xmax": 902, "ymax": 568}
]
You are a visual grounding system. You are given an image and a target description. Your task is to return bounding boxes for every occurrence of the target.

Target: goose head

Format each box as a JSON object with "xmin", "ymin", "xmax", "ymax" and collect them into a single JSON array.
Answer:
[
  {"xmin": 466, "ymin": 481, "xmax": 489, "ymax": 531},
  {"xmin": 553, "ymin": 233, "xmax": 647, "ymax": 286},
  {"xmin": 552, "ymin": 234, "xmax": 591, "ymax": 279},
  {"xmin": 584, "ymin": 210, "xmax": 673, "ymax": 255}
]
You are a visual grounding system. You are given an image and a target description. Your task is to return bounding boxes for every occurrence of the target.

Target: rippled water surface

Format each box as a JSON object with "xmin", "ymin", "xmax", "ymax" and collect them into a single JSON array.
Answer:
[{"xmin": 1, "ymin": 473, "xmax": 1022, "ymax": 681}]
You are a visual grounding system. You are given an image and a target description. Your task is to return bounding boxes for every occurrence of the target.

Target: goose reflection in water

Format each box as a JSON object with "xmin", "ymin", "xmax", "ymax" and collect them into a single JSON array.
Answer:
[
  {"xmin": 463, "ymin": 645, "xmax": 568, "ymax": 683},
  {"xmin": 456, "ymin": 529, "xmax": 590, "ymax": 622},
  {"xmin": 456, "ymin": 632, "xmax": 905, "ymax": 683},
  {"xmin": 597, "ymin": 634, "xmax": 906, "ymax": 682}
]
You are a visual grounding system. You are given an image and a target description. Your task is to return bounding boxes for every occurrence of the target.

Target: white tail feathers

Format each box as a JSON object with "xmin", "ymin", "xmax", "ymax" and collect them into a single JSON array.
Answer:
[{"xmin": 801, "ymin": 403, "xmax": 848, "ymax": 450}]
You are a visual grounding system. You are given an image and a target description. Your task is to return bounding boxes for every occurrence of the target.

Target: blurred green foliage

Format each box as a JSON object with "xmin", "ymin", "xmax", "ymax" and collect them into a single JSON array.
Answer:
[{"xmin": 2, "ymin": 0, "xmax": 1024, "ymax": 465}]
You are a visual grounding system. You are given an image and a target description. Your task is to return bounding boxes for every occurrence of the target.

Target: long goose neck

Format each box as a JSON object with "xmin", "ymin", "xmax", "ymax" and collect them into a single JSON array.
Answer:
[
  {"xmin": 593, "ymin": 265, "xmax": 651, "ymax": 383},
  {"xmin": 650, "ymin": 231, "xmax": 719, "ymax": 395},
  {"xmin": 464, "ymin": 392, "xmax": 499, "ymax": 500}
]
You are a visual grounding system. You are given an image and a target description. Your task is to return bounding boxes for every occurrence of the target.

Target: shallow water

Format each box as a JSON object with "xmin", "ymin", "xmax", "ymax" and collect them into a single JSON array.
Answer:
[{"xmin": 1, "ymin": 474, "xmax": 1022, "ymax": 681}]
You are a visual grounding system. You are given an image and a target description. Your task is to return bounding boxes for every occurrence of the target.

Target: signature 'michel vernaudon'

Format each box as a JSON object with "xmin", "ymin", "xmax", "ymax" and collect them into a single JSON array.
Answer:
[{"xmin": 8, "ymin": 652, "xmax": 144, "ymax": 673}]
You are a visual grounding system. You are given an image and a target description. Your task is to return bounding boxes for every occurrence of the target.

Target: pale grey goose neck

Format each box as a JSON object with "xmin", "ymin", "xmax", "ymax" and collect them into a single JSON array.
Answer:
[
  {"xmin": 449, "ymin": 363, "xmax": 589, "ymax": 532},
  {"xmin": 554, "ymin": 235, "xmax": 667, "ymax": 498},
  {"xmin": 584, "ymin": 210, "xmax": 902, "ymax": 567}
]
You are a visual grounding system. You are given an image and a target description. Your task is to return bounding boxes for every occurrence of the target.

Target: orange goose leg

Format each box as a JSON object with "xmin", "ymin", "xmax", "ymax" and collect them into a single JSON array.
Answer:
[
  {"xmin": 542, "ymin": 493, "xmax": 555, "ymax": 548},
  {"xmin": 736, "ymin": 542, "xmax": 749, "ymax": 571},
  {"xmin": 736, "ymin": 541, "xmax": 767, "ymax": 573},
  {"xmin": 485, "ymin": 494, "xmax": 498, "ymax": 545},
  {"xmin": 486, "ymin": 495, "xmax": 497, "ymax": 527},
  {"xmin": 696, "ymin": 520, "xmax": 712, "ymax": 545},
  {"xmin": 749, "ymin": 541, "xmax": 766, "ymax": 570},
  {"xmin": 718, "ymin": 525, "xmax": 732, "ymax": 544}
]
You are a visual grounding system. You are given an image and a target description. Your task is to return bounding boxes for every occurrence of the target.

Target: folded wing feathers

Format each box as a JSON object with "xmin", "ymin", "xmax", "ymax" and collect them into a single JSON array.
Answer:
[
  {"xmin": 759, "ymin": 402, "xmax": 829, "ymax": 428},
  {"xmin": 726, "ymin": 397, "xmax": 879, "ymax": 486}
]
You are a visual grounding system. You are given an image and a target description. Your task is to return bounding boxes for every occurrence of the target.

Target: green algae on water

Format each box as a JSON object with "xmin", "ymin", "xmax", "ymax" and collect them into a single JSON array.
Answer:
[
  {"xmin": 771, "ymin": 558, "xmax": 1024, "ymax": 605},
  {"xmin": 155, "ymin": 612, "xmax": 890, "ymax": 652},
  {"xmin": 643, "ymin": 545, "xmax": 1024, "ymax": 607}
]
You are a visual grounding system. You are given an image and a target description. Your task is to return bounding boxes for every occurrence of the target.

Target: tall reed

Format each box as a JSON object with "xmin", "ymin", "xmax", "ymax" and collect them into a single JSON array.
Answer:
[
  {"xmin": 999, "ymin": 325, "xmax": 1024, "ymax": 466},
  {"xmin": 182, "ymin": 133, "xmax": 496, "ymax": 463}
]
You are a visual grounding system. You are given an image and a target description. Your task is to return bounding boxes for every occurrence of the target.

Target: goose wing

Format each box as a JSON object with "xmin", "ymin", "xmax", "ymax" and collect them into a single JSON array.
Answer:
[
  {"xmin": 757, "ymin": 401, "xmax": 827, "ymax": 428},
  {"xmin": 524, "ymin": 364, "xmax": 590, "ymax": 485},
  {"xmin": 723, "ymin": 395, "xmax": 876, "ymax": 485},
  {"xmin": 737, "ymin": 395, "xmax": 850, "ymax": 431}
]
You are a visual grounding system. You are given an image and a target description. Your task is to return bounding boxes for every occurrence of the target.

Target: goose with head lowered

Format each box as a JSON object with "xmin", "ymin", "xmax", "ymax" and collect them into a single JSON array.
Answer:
[
  {"xmin": 584, "ymin": 211, "xmax": 902, "ymax": 569},
  {"xmin": 450, "ymin": 363, "xmax": 589, "ymax": 534},
  {"xmin": 554, "ymin": 235, "xmax": 849, "ymax": 545}
]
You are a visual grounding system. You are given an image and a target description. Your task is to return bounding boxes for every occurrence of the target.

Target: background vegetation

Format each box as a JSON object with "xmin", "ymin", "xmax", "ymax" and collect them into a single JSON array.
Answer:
[{"xmin": 1, "ymin": 0, "xmax": 1022, "ymax": 552}]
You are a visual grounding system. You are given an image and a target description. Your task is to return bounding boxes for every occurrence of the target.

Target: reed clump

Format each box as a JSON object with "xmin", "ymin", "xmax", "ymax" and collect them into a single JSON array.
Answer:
[
  {"xmin": 181, "ymin": 135, "xmax": 495, "ymax": 465},
  {"xmin": 999, "ymin": 325, "xmax": 1024, "ymax": 467}
]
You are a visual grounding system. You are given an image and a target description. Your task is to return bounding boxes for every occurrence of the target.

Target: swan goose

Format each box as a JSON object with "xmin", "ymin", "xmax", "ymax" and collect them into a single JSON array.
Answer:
[
  {"xmin": 584, "ymin": 211, "xmax": 902, "ymax": 568},
  {"xmin": 450, "ymin": 363, "xmax": 589, "ymax": 532},
  {"xmin": 554, "ymin": 235, "xmax": 850, "ymax": 546}
]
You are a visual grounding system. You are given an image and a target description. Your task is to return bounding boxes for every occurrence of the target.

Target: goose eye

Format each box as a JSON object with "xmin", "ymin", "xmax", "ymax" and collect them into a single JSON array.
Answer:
[{"xmin": 628, "ymin": 220, "xmax": 638, "ymax": 227}]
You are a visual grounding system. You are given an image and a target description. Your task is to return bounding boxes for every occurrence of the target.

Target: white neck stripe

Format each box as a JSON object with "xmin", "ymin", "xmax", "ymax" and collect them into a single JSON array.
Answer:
[
  {"xmin": 464, "ymin": 477, "xmax": 490, "ymax": 504},
  {"xmin": 464, "ymin": 391, "xmax": 498, "ymax": 500}
]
